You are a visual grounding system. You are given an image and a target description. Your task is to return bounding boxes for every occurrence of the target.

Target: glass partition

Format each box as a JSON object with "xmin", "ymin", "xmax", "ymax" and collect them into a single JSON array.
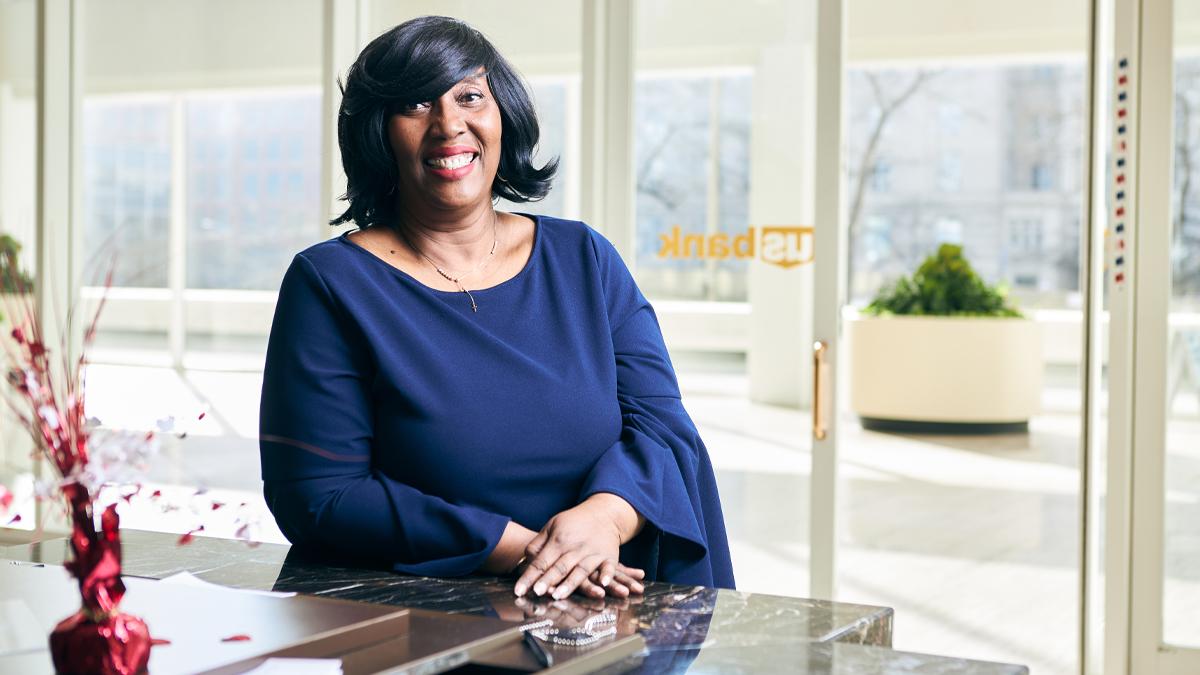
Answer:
[
  {"xmin": 0, "ymin": 0, "xmax": 39, "ymax": 529},
  {"xmin": 77, "ymin": 0, "xmax": 325, "ymax": 541},
  {"xmin": 1164, "ymin": 0, "xmax": 1200, "ymax": 649},
  {"xmin": 636, "ymin": 0, "xmax": 820, "ymax": 595},
  {"xmin": 841, "ymin": 1, "xmax": 1090, "ymax": 673}
]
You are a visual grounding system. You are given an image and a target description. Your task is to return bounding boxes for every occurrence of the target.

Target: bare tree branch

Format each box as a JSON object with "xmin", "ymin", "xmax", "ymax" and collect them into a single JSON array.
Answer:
[{"xmin": 846, "ymin": 70, "xmax": 937, "ymax": 241}]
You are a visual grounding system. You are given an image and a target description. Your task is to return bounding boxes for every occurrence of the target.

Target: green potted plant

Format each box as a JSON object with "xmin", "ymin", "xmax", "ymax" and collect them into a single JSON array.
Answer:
[
  {"xmin": 0, "ymin": 233, "xmax": 34, "ymax": 316},
  {"xmin": 847, "ymin": 244, "xmax": 1042, "ymax": 432}
]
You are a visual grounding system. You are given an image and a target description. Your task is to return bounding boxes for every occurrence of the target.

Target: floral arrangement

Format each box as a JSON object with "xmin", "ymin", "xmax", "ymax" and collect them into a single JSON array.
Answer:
[
  {"xmin": 0, "ymin": 249, "xmax": 262, "ymax": 673},
  {"xmin": 0, "ymin": 269, "xmax": 154, "ymax": 674}
]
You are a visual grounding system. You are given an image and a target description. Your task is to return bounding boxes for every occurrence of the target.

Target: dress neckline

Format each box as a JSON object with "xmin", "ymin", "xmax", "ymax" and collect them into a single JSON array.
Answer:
[{"xmin": 338, "ymin": 213, "xmax": 542, "ymax": 296}]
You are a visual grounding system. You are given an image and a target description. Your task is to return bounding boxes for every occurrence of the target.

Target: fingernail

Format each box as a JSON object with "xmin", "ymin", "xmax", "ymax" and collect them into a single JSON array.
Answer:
[
  {"xmin": 601, "ymin": 576, "xmax": 612, "ymax": 586},
  {"xmin": 633, "ymin": 582, "xmax": 644, "ymax": 592},
  {"xmin": 534, "ymin": 582, "xmax": 546, "ymax": 596},
  {"xmin": 553, "ymin": 587, "xmax": 567, "ymax": 600},
  {"xmin": 514, "ymin": 584, "xmax": 526, "ymax": 596}
]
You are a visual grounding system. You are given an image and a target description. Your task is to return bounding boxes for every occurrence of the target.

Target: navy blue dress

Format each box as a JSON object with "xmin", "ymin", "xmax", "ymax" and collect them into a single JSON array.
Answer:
[{"xmin": 258, "ymin": 215, "xmax": 735, "ymax": 588}]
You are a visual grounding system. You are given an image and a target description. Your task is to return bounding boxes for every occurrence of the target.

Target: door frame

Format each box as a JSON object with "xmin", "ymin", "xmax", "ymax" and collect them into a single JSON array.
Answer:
[
  {"xmin": 809, "ymin": 0, "xmax": 847, "ymax": 600},
  {"xmin": 1122, "ymin": 0, "xmax": 1200, "ymax": 671}
]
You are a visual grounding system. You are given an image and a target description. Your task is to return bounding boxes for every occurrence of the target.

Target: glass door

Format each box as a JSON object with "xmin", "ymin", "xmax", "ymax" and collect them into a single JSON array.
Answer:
[
  {"xmin": 837, "ymin": 1, "xmax": 1096, "ymax": 672},
  {"xmin": 631, "ymin": 0, "xmax": 834, "ymax": 599}
]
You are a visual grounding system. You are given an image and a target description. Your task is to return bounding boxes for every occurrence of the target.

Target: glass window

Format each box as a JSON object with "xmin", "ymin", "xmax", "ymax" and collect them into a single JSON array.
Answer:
[
  {"xmin": 1166, "ymin": 11, "xmax": 1200, "ymax": 648},
  {"xmin": 634, "ymin": 72, "xmax": 752, "ymax": 302},
  {"xmin": 844, "ymin": 4, "xmax": 1089, "ymax": 672},
  {"xmin": 847, "ymin": 63, "xmax": 1084, "ymax": 309},
  {"xmin": 870, "ymin": 159, "xmax": 892, "ymax": 192},
  {"xmin": 498, "ymin": 78, "xmax": 572, "ymax": 218},
  {"xmin": 76, "ymin": 0, "xmax": 324, "ymax": 543},
  {"xmin": 934, "ymin": 216, "xmax": 963, "ymax": 244},
  {"xmin": 185, "ymin": 91, "xmax": 322, "ymax": 291},
  {"xmin": 937, "ymin": 152, "xmax": 962, "ymax": 192},
  {"xmin": 83, "ymin": 98, "xmax": 172, "ymax": 288},
  {"xmin": 938, "ymin": 103, "xmax": 964, "ymax": 135},
  {"xmin": 1031, "ymin": 163, "xmax": 1054, "ymax": 190},
  {"xmin": 0, "ymin": 0, "xmax": 39, "ymax": 526}
]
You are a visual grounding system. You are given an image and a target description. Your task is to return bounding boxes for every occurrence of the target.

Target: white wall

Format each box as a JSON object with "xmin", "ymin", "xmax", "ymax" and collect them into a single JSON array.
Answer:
[
  {"xmin": 369, "ymin": 1, "xmax": 583, "ymax": 75},
  {"xmin": 78, "ymin": 0, "xmax": 322, "ymax": 92}
]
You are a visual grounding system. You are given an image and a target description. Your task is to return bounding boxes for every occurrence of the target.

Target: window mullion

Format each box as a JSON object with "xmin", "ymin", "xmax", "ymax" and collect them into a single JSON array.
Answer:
[{"xmin": 168, "ymin": 94, "xmax": 186, "ymax": 367}]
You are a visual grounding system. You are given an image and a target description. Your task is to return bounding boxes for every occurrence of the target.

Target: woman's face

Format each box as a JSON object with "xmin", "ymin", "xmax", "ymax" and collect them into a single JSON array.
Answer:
[{"xmin": 387, "ymin": 71, "xmax": 502, "ymax": 214}]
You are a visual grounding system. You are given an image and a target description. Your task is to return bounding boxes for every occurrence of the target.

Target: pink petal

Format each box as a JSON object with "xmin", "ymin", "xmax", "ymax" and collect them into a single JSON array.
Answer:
[{"xmin": 177, "ymin": 525, "xmax": 204, "ymax": 545}]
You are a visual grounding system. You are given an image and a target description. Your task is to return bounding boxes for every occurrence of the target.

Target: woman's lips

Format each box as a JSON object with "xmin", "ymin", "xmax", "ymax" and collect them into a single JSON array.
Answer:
[{"xmin": 424, "ymin": 152, "xmax": 478, "ymax": 180}]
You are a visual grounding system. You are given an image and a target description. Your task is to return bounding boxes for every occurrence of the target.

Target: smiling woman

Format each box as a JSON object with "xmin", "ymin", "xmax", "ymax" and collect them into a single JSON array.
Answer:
[{"xmin": 258, "ymin": 15, "xmax": 735, "ymax": 603}]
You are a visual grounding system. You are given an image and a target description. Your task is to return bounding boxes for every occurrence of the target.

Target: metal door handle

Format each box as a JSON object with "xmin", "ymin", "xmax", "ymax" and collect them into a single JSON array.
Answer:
[{"xmin": 813, "ymin": 340, "xmax": 830, "ymax": 440}]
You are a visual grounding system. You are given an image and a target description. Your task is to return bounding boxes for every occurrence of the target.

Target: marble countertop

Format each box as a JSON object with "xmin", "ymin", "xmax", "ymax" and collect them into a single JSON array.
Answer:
[{"xmin": 2, "ymin": 529, "xmax": 1026, "ymax": 674}]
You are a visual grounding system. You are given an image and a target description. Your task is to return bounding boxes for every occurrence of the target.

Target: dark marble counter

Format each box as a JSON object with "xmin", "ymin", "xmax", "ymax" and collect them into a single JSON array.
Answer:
[{"xmin": 2, "ymin": 529, "xmax": 1026, "ymax": 674}]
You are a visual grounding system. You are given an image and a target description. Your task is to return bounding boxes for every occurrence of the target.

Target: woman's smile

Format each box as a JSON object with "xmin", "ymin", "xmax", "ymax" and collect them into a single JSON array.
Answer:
[{"xmin": 423, "ymin": 145, "xmax": 479, "ymax": 179}]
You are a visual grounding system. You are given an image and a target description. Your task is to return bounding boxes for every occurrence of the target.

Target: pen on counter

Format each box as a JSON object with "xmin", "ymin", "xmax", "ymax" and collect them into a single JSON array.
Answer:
[{"xmin": 523, "ymin": 630, "xmax": 553, "ymax": 669}]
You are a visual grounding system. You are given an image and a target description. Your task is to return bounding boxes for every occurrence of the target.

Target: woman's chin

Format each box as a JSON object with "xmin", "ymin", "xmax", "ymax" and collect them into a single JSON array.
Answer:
[{"xmin": 418, "ymin": 182, "xmax": 494, "ymax": 212}]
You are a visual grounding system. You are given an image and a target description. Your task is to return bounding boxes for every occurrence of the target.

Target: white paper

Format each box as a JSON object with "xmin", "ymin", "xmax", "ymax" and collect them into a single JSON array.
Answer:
[
  {"xmin": 159, "ymin": 571, "xmax": 297, "ymax": 598},
  {"xmin": 242, "ymin": 657, "xmax": 343, "ymax": 675}
]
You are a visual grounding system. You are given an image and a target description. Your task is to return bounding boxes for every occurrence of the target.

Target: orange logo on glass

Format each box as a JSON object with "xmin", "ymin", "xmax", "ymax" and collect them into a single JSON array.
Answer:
[{"xmin": 656, "ymin": 225, "xmax": 814, "ymax": 269}]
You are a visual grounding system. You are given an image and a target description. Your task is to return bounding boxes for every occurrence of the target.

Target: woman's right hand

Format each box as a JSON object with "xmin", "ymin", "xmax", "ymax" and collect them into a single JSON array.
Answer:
[{"xmin": 517, "ymin": 558, "xmax": 646, "ymax": 600}]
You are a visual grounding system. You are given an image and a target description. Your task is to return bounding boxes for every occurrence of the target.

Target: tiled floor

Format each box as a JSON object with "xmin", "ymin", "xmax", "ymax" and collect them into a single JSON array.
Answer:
[{"xmin": 3, "ymin": 362, "xmax": 1198, "ymax": 674}]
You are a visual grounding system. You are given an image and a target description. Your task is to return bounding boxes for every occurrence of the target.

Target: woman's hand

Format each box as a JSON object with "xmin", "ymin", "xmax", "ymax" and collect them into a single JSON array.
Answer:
[{"xmin": 514, "ymin": 493, "xmax": 646, "ymax": 600}]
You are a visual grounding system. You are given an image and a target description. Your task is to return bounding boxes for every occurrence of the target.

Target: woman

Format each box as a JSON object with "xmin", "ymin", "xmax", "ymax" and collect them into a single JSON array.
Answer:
[{"xmin": 259, "ymin": 15, "xmax": 734, "ymax": 601}]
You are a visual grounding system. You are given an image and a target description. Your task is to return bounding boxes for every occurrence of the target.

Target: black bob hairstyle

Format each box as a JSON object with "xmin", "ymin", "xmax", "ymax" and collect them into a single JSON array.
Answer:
[{"xmin": 331, "ymin": 16, "xmax": 558, "ymax": 229}]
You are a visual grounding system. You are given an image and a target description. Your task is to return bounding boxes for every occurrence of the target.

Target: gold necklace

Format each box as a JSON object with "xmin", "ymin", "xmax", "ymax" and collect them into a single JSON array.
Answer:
[{"xmin": 396, "ymin": 211, "xmax": 499, "ymax": 313}]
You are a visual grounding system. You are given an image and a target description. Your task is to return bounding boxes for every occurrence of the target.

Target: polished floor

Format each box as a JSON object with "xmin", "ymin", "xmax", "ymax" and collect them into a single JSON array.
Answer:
[{"xmin": 4, "ymin": 361, "xmax": 1198, "ymax": 675}]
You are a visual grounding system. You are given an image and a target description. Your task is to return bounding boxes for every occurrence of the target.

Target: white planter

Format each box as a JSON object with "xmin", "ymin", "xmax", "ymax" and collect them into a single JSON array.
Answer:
[{"xmin": 847, "ymin": 315, "xmax": 1042, "ymax": 426}]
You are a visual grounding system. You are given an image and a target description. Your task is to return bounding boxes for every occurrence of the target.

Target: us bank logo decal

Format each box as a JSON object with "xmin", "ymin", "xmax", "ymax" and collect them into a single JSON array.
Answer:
[{"xmin": 656, "ymin": 225, "xmax": 814, "ymax": 269}]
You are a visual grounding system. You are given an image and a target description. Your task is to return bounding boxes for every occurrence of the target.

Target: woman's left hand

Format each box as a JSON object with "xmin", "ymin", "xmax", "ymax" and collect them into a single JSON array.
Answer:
[{"xmin": 514, "ymin": 493, "xmax": 644, "ymax": 599}]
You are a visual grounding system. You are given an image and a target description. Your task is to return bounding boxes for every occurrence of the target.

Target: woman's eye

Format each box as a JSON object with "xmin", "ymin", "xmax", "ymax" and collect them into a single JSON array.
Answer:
[
  {"xmin": 460, "ymin": 92, "xmax": 484, "ymax": 104},
  {"xmin": 401, "ymin": 101, "xmax": 430, "ymax": 112}
]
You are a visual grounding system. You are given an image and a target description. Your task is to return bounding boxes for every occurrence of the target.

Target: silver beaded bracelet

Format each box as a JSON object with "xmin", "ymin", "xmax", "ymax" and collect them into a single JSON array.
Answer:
[{"xmin": 521, "ymin": 611, "xmax": 618, "ymax": 648}]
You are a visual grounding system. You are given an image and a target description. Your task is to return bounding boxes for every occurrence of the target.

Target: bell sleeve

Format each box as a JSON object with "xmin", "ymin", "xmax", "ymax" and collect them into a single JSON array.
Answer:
[
  {"xmin": 578, "ymin": 231, "xmax": 736, "ymax": 589},
  {"xmin": 258, "ymin": 253, "xmax": 511, "ymax": 577}
]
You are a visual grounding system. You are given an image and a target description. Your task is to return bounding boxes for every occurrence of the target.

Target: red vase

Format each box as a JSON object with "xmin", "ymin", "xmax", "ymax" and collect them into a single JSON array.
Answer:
[{"xmin": 49, "ymin": 491, "xmax": 152, "ymax": 675}]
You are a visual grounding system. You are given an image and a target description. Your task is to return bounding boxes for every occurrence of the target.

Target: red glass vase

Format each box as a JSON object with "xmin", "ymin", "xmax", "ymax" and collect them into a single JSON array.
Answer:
[{"xmin": 49, "ymin": 488, "xmax": 151, "ymax": 675}]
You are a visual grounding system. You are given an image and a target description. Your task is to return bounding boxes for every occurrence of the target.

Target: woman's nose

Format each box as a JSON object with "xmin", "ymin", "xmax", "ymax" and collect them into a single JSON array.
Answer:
[{"xmin": 430, "ymin": 101, "xmax": 467, "ymax": 138}]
